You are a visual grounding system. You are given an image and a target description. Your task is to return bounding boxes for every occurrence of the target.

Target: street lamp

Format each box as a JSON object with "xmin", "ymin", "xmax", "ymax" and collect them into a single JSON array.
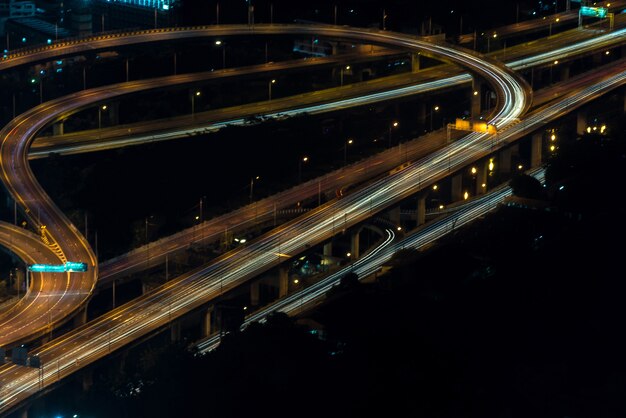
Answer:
[
  {"xmin": 549, "ymin": 17, "xmax": 560, "ymax": 36},
  {"xmin": 215, "ymin": 40, "xmax": 225, "ymax": 68},
  {"xmin": 268, "ymin": 79, "xmax": 276, "ymax": 100},
  {"xmin": 98, "ymin": 104, "xmax": 107, "ymax": 133},
  {"xmin": 340, "ymin": 65, "xmax": 350, "ymax": 86},
  {"xmin": 388, "ymin": 120, "xmax": 398, "ymax": 148},
  {"xmin": 298, "ymin": 156, "xmax": 309, "ymax": 183},
  {"xmin": 249, "ymin": 175, "xmax": 260, "ymax": 203},
  {"xmin": 344, "ymin": 138, "xmax": 353, "ymax": 164},
  {"xmin": 430, "ymin": 106, "xmax": 439, "ymax": 131},
  {"xmin": 191, "ymin": 90, "xmax": 201, "ymax": 120}
]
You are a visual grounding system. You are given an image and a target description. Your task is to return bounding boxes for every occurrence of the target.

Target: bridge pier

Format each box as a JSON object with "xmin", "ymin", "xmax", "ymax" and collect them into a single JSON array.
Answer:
[
  {"xmin": 451, "ymin": 173, "xmax": 463, "ymax": 202},
  {"xmin": 250, "ymin": 280, "xmax": 260, "ymax": 307},
  {"xmin": 414, "ymin": 193, "xmax": 426, "ymax": 226},
  {"xmin": 475, "ymin": 161, "xmax": 488, "ymax": 195},
  {"xmin": 170, "ymin": 321, "xmax": 181, "ymax": 342},
  {"xmin": 106, "ymin": 101, "xmax": 120, "ymax": 125},
  {"xmin": 623, "ymin": 86, "xmax": 626, "ymax": 114},
  {"xmin": 577, "ymin": 108, "xmax": 588, "ymax": 136},
  {"xmin": 201, "ymin": 306, "xmax": 214, "ymax": 338},
  {"xmin": 278, "ymin": 265, "xmax": 289, "ymax": 298},
  {"xmin": 73, "ymin": 306, "xmax": 88, "ymax": 328},
  {"xmin": 498, "ymin": 146, "xmax": 513, "ymax": 176},
  {"xmin": 531, "ymin": 132, "xmax": 543, "ymax": 168},
  {"xmin": 323, "ymin": 242, "xmax": 333, "ymax": 257},
  {"xmin": 471, "ymin": 78, "xmax": 482, "ymax": 119},
  {"xmin": 410, "ymin": 52, "xmax": 420, "ymax": 72},
  {"xmin": 81, "ymin": 367, "xmax": 94, "ymax": 392},
  {"xmin": 418, "ymin": 102, "xmax": 426, "ymax": 127},
  {"xmin": 350, "ymin": 229, "xmax": 360, "ymax": 259},
  {"xmin": 387, "ymin": 206, "xmax": 401, "ymax": 226},
  {"xmin": 559, "ymin": 64, "xmax": 570, "ymax": 82},
  {"xmin": 52, "ymin": 120, "xmax": 64, "ymax": 136}
]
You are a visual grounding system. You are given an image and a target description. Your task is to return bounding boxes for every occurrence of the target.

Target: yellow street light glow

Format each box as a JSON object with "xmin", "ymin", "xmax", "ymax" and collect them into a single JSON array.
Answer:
[
  {"xmin": 550, "ymin": 145, "xmax": 556, "ymax": 151},
  {"xmin": 347, "ymin": 139, "xmax": 353, "ymax": 144},
  {"xmin": 550, "ymin": 134, "xmax": 556, "ymax": 141},
  {"xmin": 195, "ymin": 91, "xmax": 201, "ymax": 96},
  {"xmin": 606, "ymin": 50, "xmax": 610, "ymax": 55},
  {"xmin": 293, "ymin": 279, "xmax": 299, "ymax": 284},
  {"xmin": 518, "ymin": 164, "xmax": 523, "ymax": 170},
  {"xmin": 397, "ymin": 226, "xmax": 402, "ymax": 231},
  {"xmin": 101, "ymin": 105, "xmax": 107, "ymax": 110},
  {"xmin": 463, "ymin": 191, "xmax": 469, "ymax": 200},
  {"xmin": 439, "ymin": 204, "xmax": 445, "ymax": 209},
  {"xmin": 488, "ymin": 158, "xmax": 494, "ymax": 171},
  {"xmin": 553, "ymin": 60, "xmax": 559, "ymax": 64},
  {"xmin": 434, "ymin": 106, "xmax": 440, "ymax": 111},
  {"xmin": 271, "ymin": 79, "xmax": 276, "ymax": 83},
  {"xmin": 215, "ymin": 40, "xmax": 222, "ymax": 45},
  {"xmin": 346, "ymin": 65, "xmax": 351, "ymax": 70},
  {"xmin": 302, "ymin": 156, "xmax": 308, "ymax": 162},
  {"xmin": 481, "ymin": 183, "xmax": 486, "ymax": 188},
  {"xmin": 600, "ymin": 125, "xmax": 606, "ymax": 133},
  {"xmin": 493, "ymin": 33, "xmax": 497, "ymax": 38},
  {"xmin": 346, "ymin": 252, "xmax": 351, "ymax": 257},
  {"xmin": 556, "ymin": 17, "xmax": 560, "ymax": 22},
  {"xmin": 392, "ymin": 121, "xmax": 399, "ymax": 127},
  {"xmin": 470, "ymin": 166, "xmax": 477, "ymax": 175},
  {"xmin": 432, "ymin": 184, "xmax": 438, "ymax": 190},
  {"xmin": 587, "ymin": 126, "xmax": 591, "ymax": 133}
]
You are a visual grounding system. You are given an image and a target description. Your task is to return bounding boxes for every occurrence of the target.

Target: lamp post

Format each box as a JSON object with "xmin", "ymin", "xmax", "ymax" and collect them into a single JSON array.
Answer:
[
  {"xmin": 430, "ymin": 106, "xmax": 439, "ymax": 131},
  {"xmin": 344, "ymin": 138, "xmax": 353, "ymax": 164},
  {"xmin": 249, "ymin": 175, "xmax": 260, "ymax": 203},
  {"xmin": 340, "ymin": 65, "xmax": 350, "ymax": 86},
  {"xmin": 298, "ymin": 156, "xmax": 308, "ymax": 183},
  {"xmin": 388, "ymin": 120, "xmax": 398, "ymax": 148},
  {"xmin": 191, "ymin": 90, "xmax": 201, "ymax": 120},
  {"xmin": 215, "ymin": 40, "xmax": 225, "ymax": 68},
  {"xmin": 268, "ymin": 79, "xmax": 276, "ymax": 100},
  {"xmin": 98, "ymin": 104, "xmax": 107, "ymax": 137}
]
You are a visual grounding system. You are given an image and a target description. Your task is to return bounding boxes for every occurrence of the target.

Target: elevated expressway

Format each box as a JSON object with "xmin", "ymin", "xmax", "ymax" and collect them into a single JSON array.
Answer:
[
  {"xmin": 24, "ymin": 21, "xmax": 626, "ymax": 290},
  {"xmin": 27, "ymin": 12, "xmax": 626, "ymax": 158},
  {"xmin": 0, "ymin": 24, "xmax": 530, "ymax": 414},
  {"xmin": 3, "ymin": 45, "xmax": 626, "ymax": 417},
  {"xmin": 2, "ymin": 17, "xmax": 625, "ymax": 347}
]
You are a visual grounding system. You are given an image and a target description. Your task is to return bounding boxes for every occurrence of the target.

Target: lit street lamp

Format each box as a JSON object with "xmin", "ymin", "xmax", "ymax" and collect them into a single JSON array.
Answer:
[
  {"xmin": 215, "ymin": 40, "xmax": 225, "ymax": 68},
  {"xmin": 191, "ymin": 90, "xmax": 201, "ymax": 120},
  {"xmin": 430, "ymin": 106, "xmax": 439, "ymax": 131},
  {"xmin": 340, "ymin": 65, "xmax": 350, "ymax": 86},
  {"xmin": 268, "ymin": 79, "xmax": 276, "ymax": 100},
  {"xmin": 344, "ymin": 138, "xmax": 353, "ymax": 164},
  {"xmin": 98, "ymin": 104, "xmax": 107, "ymax": 135},
  {"xmin": 389, "ymin": 120, "xmax": 398, "ymax": 148},
  {"xmin": 298, "ymin": 156, "xmax": 309, "ymax": 183},
  {"xmin": 249, "ymin": 175, "xmax": 260, "ymax": 203}
]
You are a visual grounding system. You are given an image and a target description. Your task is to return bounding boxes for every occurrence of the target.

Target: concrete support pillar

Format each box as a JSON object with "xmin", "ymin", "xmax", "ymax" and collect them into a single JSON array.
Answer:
[
  {"xmin": 416, "ymin": 194, "xmax": 426, "ymax": 226},
  {"xmin": 476, "ymin": 162, "xmax": 488, "ymax": 195},
  {"xmin": 577, "ymin": 109, "xmax": 587, "ymax": 136},
  {"xmin": 107, "ymin": 101, "xmax": 120, "ymax": 125},
  {"xmin": 52, "ymin": 120, "xmax": 64, "ymax": 136},
  {"xmin": 73, "ymin": 306, "xmax": 87, "ymax": 328},
  {"xmin": 410, "ymin": 53, "xmax": 420, "ymax": 72},
  {"xmin": 250, "ymin": 281, "xmax": 260, "ymax": 307},
  {"xmin": 82, "ymin": 368, "xmax": 94, "ymax": 392},
  {"xmin": 388, "ymin": 206, "xmax": 401, "ymax": 226},
  {"xmin": 170, "ymin": 321, "xmax": 181, "ymax": 342},
  {"xmin": 323, "ymin": 242, "xmax": 333, "ymax": 257},
  {"xmin": 350, "ymin": 230, "xmax": 360, "ymax": 259},
  {"xmin": 498, "ymin": 147, "xmax": 512, "ymax": 175},
  {"xmin": 531, "ymin": 132, "xmax": 543, "ymax": 168},
  {"xmin": 418, "ymin": 102, "xmax": 426, "ymax": 126},
  {"xmin": 471, "ymin": 78, "xmax": 482, "ymax": 119},
  {"xmin": 201, "ymin": 306, "xmax": 213, "ymax": 338},
  {"xmin": 278, "ymin": 266, "xmax": 289, "ymax": 298},
  {"xmin": 623, "ymin": 86, "xmax": 626, "ymax": 114},
  {"xmin": 559, "ymin": 64, "xmax": 570, "ymax": 81},
  {"xmin": 593, "ymin": 53, "xmax": 602, "ymax": 66},
  {"xmin": 451, "ymin": 173, "xmax": 463, "ymax": 202}
]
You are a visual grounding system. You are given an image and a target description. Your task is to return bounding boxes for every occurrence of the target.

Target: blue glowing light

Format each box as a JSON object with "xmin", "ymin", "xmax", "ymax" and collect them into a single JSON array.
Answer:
[{"xmin": 28, "ymin": 262, "xmax": 88, "ymax": 273}]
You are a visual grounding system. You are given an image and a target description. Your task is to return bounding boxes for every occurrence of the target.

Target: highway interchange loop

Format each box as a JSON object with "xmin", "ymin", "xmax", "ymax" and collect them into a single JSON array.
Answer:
[{"xmin": 0, "ymin": 23, "xmax": 529, "ymax": 413}]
